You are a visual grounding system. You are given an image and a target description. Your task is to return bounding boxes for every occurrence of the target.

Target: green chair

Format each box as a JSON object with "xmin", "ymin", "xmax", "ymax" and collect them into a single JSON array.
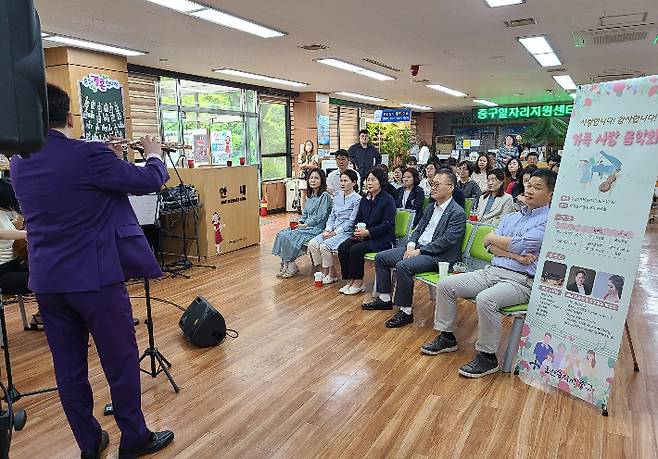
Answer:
[
  {"xmin": 464, "ymin": 223, "xmax": 495, "ymax": 270},
  {"xmin": 364, "ymin": 209, "xmax": 414, "ymax": 261},
  {"xmin": 464, "ymin": 199, "xmax": 473, "ymax": 217},
  {"xmin": 500, "ymin": 303, "xmax": 528, "ymax": 373},
  {"xmin": 461, "ymin": 222, "xmax": 474, "ymax": 254},
  {"xmin": 422, "ymin": 196, "xmax": 431, "ymax": 210}
]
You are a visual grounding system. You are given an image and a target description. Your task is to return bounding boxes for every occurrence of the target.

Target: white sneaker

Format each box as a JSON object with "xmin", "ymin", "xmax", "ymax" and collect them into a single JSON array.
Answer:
[
  {"xmin": 323, "ymin": 275, "xmax": 338, "ymax": 284},
  {"xmin": 344, "ymin": 285, "xmax": 366, "ymax": 295},
  {"xmin": 282, "ymin": 264, "xmax": 300, "ymax": 278},
  {"xmin": 339, "ymin": 284, "xmax": 352, "ymax": 294}
]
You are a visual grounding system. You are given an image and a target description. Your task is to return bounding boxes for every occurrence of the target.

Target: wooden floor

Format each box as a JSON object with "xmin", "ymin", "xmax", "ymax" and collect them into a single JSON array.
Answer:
[{"xmin": 4, "ymin": 213, "xmax": 658, "ymax": 458}]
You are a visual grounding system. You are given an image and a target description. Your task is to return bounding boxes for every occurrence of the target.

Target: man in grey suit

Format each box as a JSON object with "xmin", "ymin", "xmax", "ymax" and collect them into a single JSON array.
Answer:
[{"xmin": 363, "ymin": 169, "xmax": 466, "ymax": 328}]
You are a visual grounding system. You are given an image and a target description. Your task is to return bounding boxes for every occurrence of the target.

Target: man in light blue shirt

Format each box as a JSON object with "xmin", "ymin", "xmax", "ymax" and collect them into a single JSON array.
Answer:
[{"xmin": 421, "ymin": 169, "xmax": 557, "ymax": 378}]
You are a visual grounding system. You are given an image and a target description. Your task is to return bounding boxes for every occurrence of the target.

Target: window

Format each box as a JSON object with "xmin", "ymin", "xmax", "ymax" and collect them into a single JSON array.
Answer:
[{"xmin": 259, "ymin": 99, "xmax": 290, "ymax": 181}]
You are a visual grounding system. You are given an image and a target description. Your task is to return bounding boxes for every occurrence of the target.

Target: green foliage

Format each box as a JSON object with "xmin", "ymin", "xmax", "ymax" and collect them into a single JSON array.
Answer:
[
  {"xmin": 262, "ymin": 157, "xmax": 287, "ymax": 181},
  {"xmin": 366, "ymin": 123, "xmax": 412, "ymax": 165},
  {"xmin": 260, "ymin": 103, "xmax": 287, "ymax": 154},
  {"xmin": 523, "ymin": 117, "xmax": 568, "ymax": 153}
]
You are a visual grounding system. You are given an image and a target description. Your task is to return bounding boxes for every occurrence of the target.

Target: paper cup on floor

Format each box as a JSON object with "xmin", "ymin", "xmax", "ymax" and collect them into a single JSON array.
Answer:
[
  {"xmin": 356, "ymin": 223, "xmax": 366, "ymax": 230},
  {"xmin": 439, "ymin": 262, "xmax": 450, "ymax": 278},
  {"xmin": 314, "ymin": 272, "xmax": 324, "ymax": 288}
]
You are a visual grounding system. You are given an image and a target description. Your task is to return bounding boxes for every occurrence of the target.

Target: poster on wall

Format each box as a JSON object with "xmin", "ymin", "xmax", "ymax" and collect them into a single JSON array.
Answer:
[
  {"xmin": 317, "ymin": 114, "xmax": 330, "ymax": 147},
  {"xmin": 79, "ymin": 74, "xmax": 126, "ymax": 140},
  {"xmin": 211, "ymin": 130, "xmax": 232, "ymax": 165},
  {"xmin": 192, "ymin": 129, "xmax": 210, "ymax": 165},
  {"xmin": 517, "ymin": 75, "xmax": 658, "ymax": 411}
]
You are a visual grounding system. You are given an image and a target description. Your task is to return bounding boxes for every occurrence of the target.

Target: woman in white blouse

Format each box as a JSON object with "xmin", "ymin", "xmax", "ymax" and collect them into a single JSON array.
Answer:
[
  {"xmin": 471, "ymin": 154, "xmax": 490, "ymax": 192},
  {"xmin": 475, "ymin": 169, "xmax": 514, "ymax": 225}
]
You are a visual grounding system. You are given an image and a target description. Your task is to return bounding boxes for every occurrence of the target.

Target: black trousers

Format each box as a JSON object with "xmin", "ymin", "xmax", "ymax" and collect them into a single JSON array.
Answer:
[
  {"xmin": 0, "ymin": 258, "xmax": 29, "ymax": 295},
  {"xmin": 338, "ymin": 238, "xmax": 371, "ymax": 280}
]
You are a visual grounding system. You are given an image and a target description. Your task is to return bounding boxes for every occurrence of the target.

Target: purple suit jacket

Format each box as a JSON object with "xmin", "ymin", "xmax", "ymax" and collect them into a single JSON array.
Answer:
[{"xmin": 10, "ymin": 130, "xmax": 170, "ymax": 293}]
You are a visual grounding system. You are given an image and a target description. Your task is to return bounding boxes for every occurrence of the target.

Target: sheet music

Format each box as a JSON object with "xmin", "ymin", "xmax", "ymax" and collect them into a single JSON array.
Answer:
[{"xmin": 129, "ymin": 194, "xmax": 159, "ymax": 226}]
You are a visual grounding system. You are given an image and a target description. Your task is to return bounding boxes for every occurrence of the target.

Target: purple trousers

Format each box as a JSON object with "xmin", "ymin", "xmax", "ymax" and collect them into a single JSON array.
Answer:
[{"xmin": 36, "ymin": 283, "xmax": 151, "ymax": 451}]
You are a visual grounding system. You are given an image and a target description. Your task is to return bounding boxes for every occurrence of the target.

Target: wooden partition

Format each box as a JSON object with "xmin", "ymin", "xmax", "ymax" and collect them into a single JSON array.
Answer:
[{"xmin": 162, "ymin": 165, "xmax": 260, "ymax": 258}]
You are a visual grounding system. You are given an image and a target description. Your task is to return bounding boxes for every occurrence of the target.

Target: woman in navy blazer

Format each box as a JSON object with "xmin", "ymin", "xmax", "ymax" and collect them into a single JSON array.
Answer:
[
  {"xmin": 338, "ymin": 167, "xmax": 396, "ymax": 295},
  {"xmin": 395, "ymin": 167, "xmax": 425, "ymax": 227}
]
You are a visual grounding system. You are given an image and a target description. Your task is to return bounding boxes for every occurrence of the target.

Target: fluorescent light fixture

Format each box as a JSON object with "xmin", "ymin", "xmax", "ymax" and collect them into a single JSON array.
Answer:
[
  {"xmin": 45, "ymin": 36, "xmax": 146, "ymax": 56},
  {"xmin": 144, "ymin": 0, "xmax": 204, "ymax": 13},
  {"xmin": 518, "ymin": 36, "xmax": 553, "ymax": 55},
  {"xmin": 401, "ymin": 103, "xmax": 432, "ymax": 110},
  {"xmin": 315, "ymin": 58, "xmax": 395, "ymax": 81},
  {"xmin": 553, "ymin": 75, "xmax": 577, "ymax": 91},
  {"xmin": 190, "ymin": 9, "xmax": 285, "ymax": 38},
  {"xmin": 335, "ymin": 92, "xmax": 385, "ymax": 102},
  {"xmin": 473, "ymin": 99, "xmax": 498, "ymax": 107},
  {"xmin": 484, "ymin": 0, "xmax": 524, "ymax": 7},
  {"xmin": 569, "ymin": 93, "xmax": 577, "ymax": 99},
  {"xmin": 214, "ymin": 68, "xmax": 307, "ymax": 87},
  {"xmin": 533, "ymin": 52, "xmax": 562, "ymax": 67},
  {"xmin": 427, "ymin": 84, "xmax": 468, "ymax": 97},
  {"xmin": 518, "ymin": 36, "xmax": 563, "ymax": 67}
]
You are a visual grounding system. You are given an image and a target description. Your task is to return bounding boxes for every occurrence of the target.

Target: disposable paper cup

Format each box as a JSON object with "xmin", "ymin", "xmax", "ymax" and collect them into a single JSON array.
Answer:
[
  {"xmin": 289, "ymin": 221, "xmax": 299, "ymax": 229},
  {"xmin": 314, "ymin": 272, "xmax": 323, "ymax": 288},
  {"xmin": 226, "ymin": 160, "xmax": 233, "ymax": 167},
  {"xmin": 469, "ymin": 214, "xmax": 478, "ymax": 222},
  {"xmin": 239, "ymin": 157, "xmax": 246, "ymax": 165},
  {"xmin": 439, "ymin": 262, "xmax": 450, "ymax": 278},
  {"xmin": 356, "ymin": 223, "xmax": 366, "ymax": 230},
  {"xmin": 187, "ymin": 159, "xmax": 194, "ymax": 168}
]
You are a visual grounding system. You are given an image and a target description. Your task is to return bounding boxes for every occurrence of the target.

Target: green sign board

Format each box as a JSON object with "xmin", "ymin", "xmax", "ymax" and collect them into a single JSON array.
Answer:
[
  {"xmin": 475, "ymin": 103, "xmax": 573, "ymax": 121},
  {"xmin": 79, "ymin": 73, "xmax": 126, "ymax": 141}
]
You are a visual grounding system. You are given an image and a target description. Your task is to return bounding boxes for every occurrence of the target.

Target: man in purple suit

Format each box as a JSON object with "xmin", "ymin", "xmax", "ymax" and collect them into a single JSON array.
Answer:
[{"xmin": 10, "ymin": 84, "xmax": 174, "ymax": 459}]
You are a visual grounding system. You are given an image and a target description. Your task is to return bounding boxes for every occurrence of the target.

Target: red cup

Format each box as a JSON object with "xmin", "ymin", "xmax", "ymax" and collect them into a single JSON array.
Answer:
[
  {"xmin": 239, "ymin": 157, "xmax": 246, "ymax": 165},
  {"xmin": 469, "ymin": 215, "xmax": 478, "ymax": 222},
  {"xmin": 289, "ymin": 221, "xmax": 298, "ymax": 229},
  {"xmin": 187, "ymin": 159, "xmax": 194, "ymax": 168},
  {"xmin": 226, "ymin": 160, "xmax": 233, "ymax": 167},
  {"xmin": 314, "ymin": 280, "xmax": 323, "ymax": 288}
]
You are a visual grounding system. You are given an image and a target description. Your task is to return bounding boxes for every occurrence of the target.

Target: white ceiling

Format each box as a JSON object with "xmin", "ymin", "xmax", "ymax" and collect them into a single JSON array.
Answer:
[{"xmin": 36, "ymin": 0, "xmax": 658, "ymax": 111}]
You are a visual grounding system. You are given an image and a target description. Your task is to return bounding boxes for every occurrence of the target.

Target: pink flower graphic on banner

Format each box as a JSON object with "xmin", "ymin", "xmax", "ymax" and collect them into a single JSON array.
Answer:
[
  {"xmin": 584, "ymin": 98, "xmax": 593, "ymax": 107},
  {"xmin": 606, "ymin": 377, "xmax": 614, "ymax": 385},
  {"xmin": 557, "ymin": 381, "xmax": 571, "ymax": 393},
  {"xmin": 521, "ymin": 323, "xmax": 530, "ymax": 337},
  {"xmin": 648, "ymin": 86, "xmax": 658, "ymax": 97},
  {"xmin": 613, "ymin": 82, "xmax": 626, "ymax": 96}
]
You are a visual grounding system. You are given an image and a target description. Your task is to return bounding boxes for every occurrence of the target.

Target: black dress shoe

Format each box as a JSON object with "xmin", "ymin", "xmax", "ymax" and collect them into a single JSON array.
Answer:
[
  {"xmin": 385, "ymin": 310, "xmax": 413, "ymax": 328},
  {"xmin": 362, "ymin": 298, "xmax": 393, "ymax": 310},
  {"xmin": 118, "ymin": 431, "xmax": 174, "ymax": 458},
  {"xmin": 81, "ymin": 430, "xmax": 109, "ymax": 459}
]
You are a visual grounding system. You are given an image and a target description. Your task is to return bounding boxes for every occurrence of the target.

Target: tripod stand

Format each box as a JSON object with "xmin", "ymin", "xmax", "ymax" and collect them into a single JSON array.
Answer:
[
  {"xmin": 138, "ymin": 279, "xmax": 179, "ymax": 393},
  {"xmin": 0, "ymin": 300, "xmax": 57, "ymax": 403},
  {"xmin": 160, "ymin": 151, "xmax": 215, "ymax": 278}
]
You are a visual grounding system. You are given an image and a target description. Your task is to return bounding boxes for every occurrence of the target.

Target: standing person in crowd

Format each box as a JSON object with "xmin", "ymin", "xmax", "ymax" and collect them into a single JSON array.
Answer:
[
  {"xmin": 515, "ymin": 135, "xmax": 525, "ymax": 157},
  {"xmin": 337, "ymin": 168, "xmax": 396, "ymax": 295},
  {"xmin": 326, "ymin": 149, "xmax": 361, "ymax": 196},
  {"xmin": 390, "ymin": 165, "xmax": 405, "ymax": 189},
  {"xmin": 420, "ymin": 162, "xmax": 438, "ymax": 196},
  {"xmin": 475, "ymin": 169, "xmax": 514, "ymax": 225},
  {"xmin": 456, "ymin": 160, "xmax": 482, "ymax": 201},
  {"xmin": 525, "ymin": 151, "xmax": 539, "ymax": 167},
  {"xmin": 487, "ymin": 151, "xmax": 501, "ymax": 170},
  {"xmin": 298, "ymin": 139, "xmax": 318, "ymax": 179},
  {"xmin": 273, "ymin": 169, "xmax": 332, "ymax": 278},
  {"xmin": 348, "ymin": 129, "xmax": 381, "ymax": 179},
  {"xmin": 472, "ymin": 154, "xmax": 491, "ymax": 192},
  {"xmin": 395, "ymin": 168, "xmax": 425, "ymax": 227},
  {"xmin": 10, "ymin": 84, "xmax": 174, "ymax": 458},
  {"xmin": 418, "ymin": 141, "xmax": 431, "ymax": 166},
  {"xmin": 504, "ymin": 158, "xmax": 522, "ymax": 194},
  {"xmin": 307, "ymin": 170, "xmax": 361, "ymax": 285},
  {"xmin": 365, "ymin": 169, "xmax": 465, "ymax": 328},
  {"xmin": 422, "ymin": 170, "xmax": 557, "ymax": 378},
  {"xmin": 498, "ymin": 135, "xmax": 519, "ymax": 164}
]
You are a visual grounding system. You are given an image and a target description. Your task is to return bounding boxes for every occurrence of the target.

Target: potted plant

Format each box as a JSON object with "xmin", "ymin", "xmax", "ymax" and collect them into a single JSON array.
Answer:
[
  {"xmin": 366, "ymin": 123, "xmax": 412, "ymax": 166},
  {"xmin": 522, "ymin": 116, "xmax": 568, "ymax": 156}
]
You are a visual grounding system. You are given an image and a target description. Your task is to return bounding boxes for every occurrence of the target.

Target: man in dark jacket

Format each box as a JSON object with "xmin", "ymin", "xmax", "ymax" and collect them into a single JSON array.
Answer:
[
  {"xmin": 364, "ymin": 170, "xmax": 466, "ymax": 328},
  {"xmin": 348, "ymin": 129, "xmax": 381, "ymax": 179}
]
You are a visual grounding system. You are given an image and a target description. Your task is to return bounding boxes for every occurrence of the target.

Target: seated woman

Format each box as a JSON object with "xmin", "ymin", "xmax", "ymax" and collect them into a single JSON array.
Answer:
[
  {"xmin": 511, "ymin": 165, "xmax": 538, "ymax": 210},
  {"xmin": 471, "ymin": 154, "xmax": 491, "ymax": 192},
  {"xmin": 456, "ymin": 160, "xmax": 482, "ymax": 201},
  {"xmin": 395, "ymin": 168, "xmax": 424, "ymax": 227},
  {"xmin": 273, "ymin": 169, "xmax": 332, "ymax": 278},
  {"xmin": 337, "ymin": 168, "xmax": 396, "ymax": 295},
  {"xmin": 419, "ymin": 161, "xmax": 438, "ymax": 196},
  {"xmin": 390, "ymin": 165, "xmax": 404, "ymax": 189},
  {"xmin": 475, "ymin": 168, "xmax": 514, "ymax": 225},
  {"xmin": 307, "ymin": 170, "xmax": 361, "ymax": 284},
  {"xmin": 504, "ymin": 158, "xmax": 522, "ymax": 194},
  {"xmin": 0, "ymin": 179, "xmax": 30, "ymax": 314}
]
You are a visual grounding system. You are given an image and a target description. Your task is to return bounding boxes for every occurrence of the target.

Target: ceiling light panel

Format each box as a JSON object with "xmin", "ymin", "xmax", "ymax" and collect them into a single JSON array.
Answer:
[
  {"xmin": 553, "ymin": 75, "xmax": 577, "ymax": 91},
  {"xmin": 335, "ymin": 92, "xmax": 385, "ymax": 102},
  {"xmin": 45, "ymin": 36, "xmax": 146, "ymax": 56},
  {"xmin": 426, "ymin": 84, "xmax": 468, "ymax": 97},
  {"xmin": 533, "ymin": 52, "xmax": 562, "ymax": 67},
  {"xmin": 518, "ymin": 36, "xmax": 553, "ymax": 54},
  {"xmin": 214, "ymin": 68, "xmax": 307, "ymax": 87},
  {"xmin": 401, "ymin": 103, "xmax": 432, "ymax": 110},
  {"xmin": 484, "ymin": 0, "xmax": 525, "ymax": 7},
  {"xmin": 473, "ymin": 99, "xmax": 498, "ymax": 107},
  {"xmin": 190, "ymin": 9, "xmax": 285, "ymax": 38},
  {"xmin": 144, "ymin": 0, "xmax": 204, "ymax": 13},
  {"xmin": 315, "ymin": 58, "xmax": 395, "ymax": 81}
]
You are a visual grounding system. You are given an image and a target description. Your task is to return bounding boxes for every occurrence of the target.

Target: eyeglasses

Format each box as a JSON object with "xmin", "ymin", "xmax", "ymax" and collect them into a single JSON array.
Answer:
[{"xmin": 430, "ymin": 181, "xmax": 451, "ymax": 189}]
